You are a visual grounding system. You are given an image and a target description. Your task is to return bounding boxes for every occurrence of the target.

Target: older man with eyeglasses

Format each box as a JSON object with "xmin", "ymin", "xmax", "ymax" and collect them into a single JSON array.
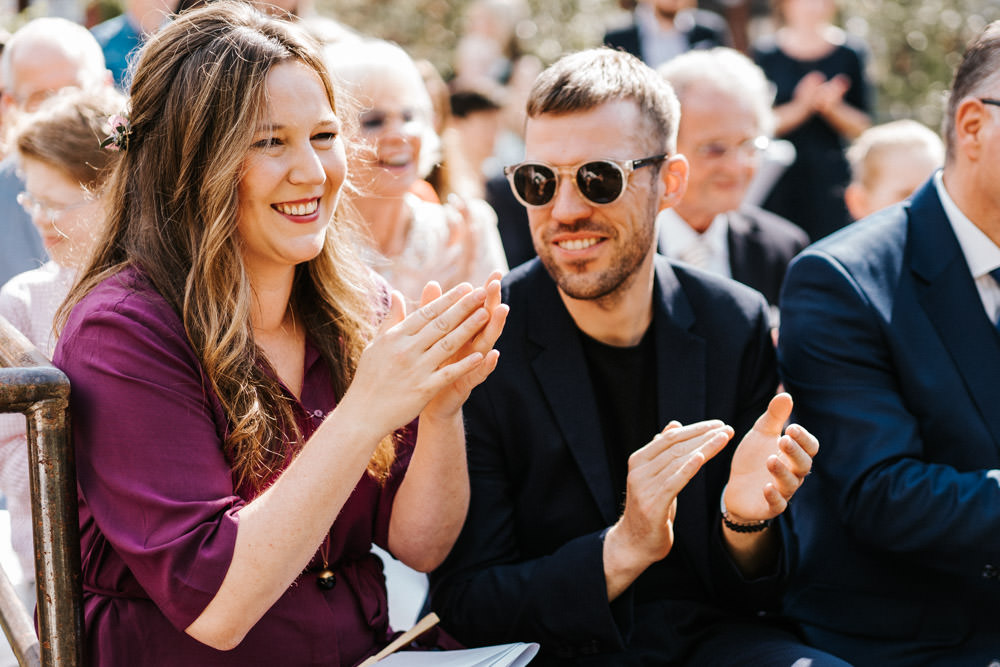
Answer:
[
  {"xmin": 657, "ymin": 47, "xmax": 808, "ymax": 324},
  {"xmin": 429, "ymin": 48, "xmax": 849, "ymax": 666}
]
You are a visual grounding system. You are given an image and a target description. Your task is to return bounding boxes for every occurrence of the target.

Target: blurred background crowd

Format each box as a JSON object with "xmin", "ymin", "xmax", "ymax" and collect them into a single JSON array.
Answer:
[
  {"xmin": 0, "ymin": 0, "xmax": 994, "ymax": 662},
  {"xmin": 0, "ymin": 0, "xmax": 997, "ymax": 147},
  {"xmin": 0, "ymin": 0, "xmax": 989, "ymax": 125}
]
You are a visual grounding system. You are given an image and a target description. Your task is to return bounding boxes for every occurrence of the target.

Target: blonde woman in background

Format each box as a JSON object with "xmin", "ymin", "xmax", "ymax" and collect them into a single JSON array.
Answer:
[{"xmin": 326, "ymin": 39, "xmax": 508, "ymax": 306}]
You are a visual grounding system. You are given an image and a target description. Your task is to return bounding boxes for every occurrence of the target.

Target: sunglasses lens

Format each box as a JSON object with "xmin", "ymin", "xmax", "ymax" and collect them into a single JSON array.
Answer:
[
  {"xmin": 577, "ymin": 162, "xmax": 624, "ymax": 204},
  {"xmin": 512, "ymin": 163, "xmax": 557, "ymax": 206}
]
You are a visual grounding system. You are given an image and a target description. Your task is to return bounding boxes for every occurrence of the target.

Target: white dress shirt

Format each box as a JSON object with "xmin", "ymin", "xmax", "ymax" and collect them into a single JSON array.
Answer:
[
  {"xmin": 934, "ymin": 170, "xmax": 1000, "ymax": 324},
  {"xmin": 658, "ymin": 208, "xmax": 732, "ymax": 279}
]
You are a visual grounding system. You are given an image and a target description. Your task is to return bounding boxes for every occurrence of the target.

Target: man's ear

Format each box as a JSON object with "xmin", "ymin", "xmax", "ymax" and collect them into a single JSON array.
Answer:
[
  {"xmin": 844, "ymin": 181, "xmax": 868, "ymax": 221},
  {"xmin": 656, "ymin": 154, "xmax": 688, "ymax": 213},
  {"xmin": 954, "ymin": 96, "xmax": 989, "ymax": 164}
]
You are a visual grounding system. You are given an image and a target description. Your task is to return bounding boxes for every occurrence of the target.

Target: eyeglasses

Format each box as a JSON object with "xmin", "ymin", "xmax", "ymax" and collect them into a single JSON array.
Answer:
[
  {"xmin": 13, "ymin": 89, "xmax": 57, "ymax": 113},
  {"xmin": 692, "ymin": 136, "xmax": 769, "ymax": 161},
  {"xmin": 17, "ymin": 191, "xmax": 91, "ymax": 221},
  {"xmin": 504, "ymin": 154, "xmax": 667, "ymax": 207},
  {"xmin": 981, "ymin": 98, "xmax": 1000, "ymax": 109}
]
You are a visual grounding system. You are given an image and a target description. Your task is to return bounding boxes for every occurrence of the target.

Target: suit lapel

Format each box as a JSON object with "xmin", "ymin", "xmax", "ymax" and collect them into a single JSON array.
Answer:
[
  {"xmin": 909, "ymin": 183, "xmax": 1000, "ymax": 451},
  {"xmin": 651, "ymin": 256, "xmax": 711, "ymax": 534},
  {"xmin": 523, "ymin": 260, "xmax": 711, "ymax": 524},
  {"xmin": 526, "ymin": 268, "xmax": 619, "ymax": 524},
  {"xmin": 652, "ymin": 256, "xmax": 707, "ymax": 427},
  {"xmin": 726, "ymin": 212, "xmax": 754, "ymax": 286}
]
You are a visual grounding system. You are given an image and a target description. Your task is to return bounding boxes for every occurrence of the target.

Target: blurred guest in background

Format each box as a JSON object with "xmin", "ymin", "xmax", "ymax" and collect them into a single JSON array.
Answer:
[
  {"xmin": 453, "ymin": 0, "xmax": 529, "ymax": 85},
  {"xmin": 753, "ymin": 0, "xmax": 872, "ymax": 241},
  {"xmin": 326, "ymin": 39, "xmax": 507, "ymax": 305},
  {"xmin": 844, "ymin": 118, "xmax": 944, "ymax": 220},
  {"xmin": 0, "ymin": 85, "xmax": 125, "ymax": 604},
  {"xmin": 453, "ymin": 0, "xmax": 540, "ymax": 173},
  {"xmin": 658, "ymin": 47, "xmax": 807, "ymax": 316},
  {"xmin": 604, "ymin": 0, "xmax": 731, "ymax": 69},
  {"xmin": 91, "ymin": 0, "xmax": 179, "ymax": 90},
  {"xmin": 449, "ymin": 79, "xmax": 506, "ymax": 195},
  {"xmin": 413, "ymin": 59, "xmax": 464, "ymax": 204},
  {"xmin": 0, "ymin": 17, "xmax": 113, "ymax": 285}
]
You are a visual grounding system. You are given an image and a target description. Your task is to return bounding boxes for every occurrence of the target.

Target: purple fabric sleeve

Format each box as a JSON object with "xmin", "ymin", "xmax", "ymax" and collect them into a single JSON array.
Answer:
[
  {"xmin": 56, "ymin": 275, "xmax": 243, "ymax": 632},
  {"xmin": 372, "ymin": 426, "xmax": 415, "ymax": 551}
]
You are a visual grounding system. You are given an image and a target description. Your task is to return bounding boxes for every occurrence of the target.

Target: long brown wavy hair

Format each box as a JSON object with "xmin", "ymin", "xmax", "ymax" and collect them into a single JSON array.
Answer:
[{"xmin": 58, "ymin": 1, "xmax": 396, "ymax": 492}]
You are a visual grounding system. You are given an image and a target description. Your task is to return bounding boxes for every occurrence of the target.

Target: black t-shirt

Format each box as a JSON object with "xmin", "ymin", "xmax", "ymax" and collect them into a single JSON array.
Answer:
[{"xmin": 577, "ymin": 325, "xmax": 659, "ymax": 507}]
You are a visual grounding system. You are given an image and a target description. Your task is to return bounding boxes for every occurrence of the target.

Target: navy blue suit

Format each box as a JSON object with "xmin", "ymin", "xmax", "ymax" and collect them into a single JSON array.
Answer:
[
  {"xmin": 778, "ymin": 178, "xmax": 1000, "ymax": 664},
  {"xmin": 429, "ymin": 256, "xmax": 835, "ymax": 665}
]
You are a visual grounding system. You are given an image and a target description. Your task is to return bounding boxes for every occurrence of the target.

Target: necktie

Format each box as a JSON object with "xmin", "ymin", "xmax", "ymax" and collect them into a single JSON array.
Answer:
[
  {"xmin": 679, "ymin": 237, "xmax": 712, "ymax": 270},
  {"xmin": 991, "ymin": 267, "xmax": 1000, "ymax": 331}
]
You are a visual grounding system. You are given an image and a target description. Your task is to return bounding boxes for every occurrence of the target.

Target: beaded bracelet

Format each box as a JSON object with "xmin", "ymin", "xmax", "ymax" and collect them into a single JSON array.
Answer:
[{"xmin": 719, "ymin": 485, "xmax": 773, "ymax": 533}]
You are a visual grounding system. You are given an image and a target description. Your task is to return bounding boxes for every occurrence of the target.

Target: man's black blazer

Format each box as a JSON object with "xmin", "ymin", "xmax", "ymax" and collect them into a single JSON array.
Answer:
[
  {"xmin": 430, "ymin": 255, "xmax": 785, "ymax": 664},
  {"xmin": 727, "ymin": 205, "xmax": 809, "ymax": 307}
]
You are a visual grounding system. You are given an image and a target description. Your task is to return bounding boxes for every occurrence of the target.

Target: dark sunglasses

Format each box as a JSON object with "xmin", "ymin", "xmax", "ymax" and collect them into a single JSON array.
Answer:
[{"xmin": 504, "ymin": 154, "xmax": 668, "ymax": 207}]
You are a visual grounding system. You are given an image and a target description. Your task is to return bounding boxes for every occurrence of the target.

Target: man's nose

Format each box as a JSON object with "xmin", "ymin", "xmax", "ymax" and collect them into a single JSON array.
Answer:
[{"xmin": 549, "ymin": 175, "xmax": 592, "ymax": 223}]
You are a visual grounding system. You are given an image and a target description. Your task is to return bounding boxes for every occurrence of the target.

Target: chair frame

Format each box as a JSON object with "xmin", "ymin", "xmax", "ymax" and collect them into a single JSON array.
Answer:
[{"xmin": 0, "ymin": 315, "xmax": 83, "ymax": 667}]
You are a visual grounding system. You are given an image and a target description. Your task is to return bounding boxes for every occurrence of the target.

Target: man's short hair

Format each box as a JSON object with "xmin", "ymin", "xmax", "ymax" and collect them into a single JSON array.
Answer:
[
  {"xmin": 1, "ymin": 18, "xmax": 107, "ymax": 96},
  {"xmin": 944, "ymin": 20, "xmax": 1000, "ymax": 163},
  {"xmin": 449, "ymin": 78, "xmax": 506, "ymax": 119},
  {"xmin": 525, "ymin": 48, "xmax": 680, "ymax": 154},
  {"xmin": 657, "ymin": 47, "xmax": 776, "ymax": 138}
]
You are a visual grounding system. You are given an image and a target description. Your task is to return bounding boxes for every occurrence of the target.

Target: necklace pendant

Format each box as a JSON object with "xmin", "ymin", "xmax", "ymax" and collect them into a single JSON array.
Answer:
[{"xmin": 316, "ymin": 568, "xmax": 336, "ymax": 590}]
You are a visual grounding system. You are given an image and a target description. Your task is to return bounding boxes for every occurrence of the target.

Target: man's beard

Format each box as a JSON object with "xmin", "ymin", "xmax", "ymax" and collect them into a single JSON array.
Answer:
[{"xmin": 536, "ymin": 215, "xmax": 656, "ymax": 303}]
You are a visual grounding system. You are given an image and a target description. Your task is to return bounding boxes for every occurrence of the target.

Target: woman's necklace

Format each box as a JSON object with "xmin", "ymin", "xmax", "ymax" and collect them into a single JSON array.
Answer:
[{"xmin": 317, "ymin": 535, "xmax": 336, "ymax": 589}]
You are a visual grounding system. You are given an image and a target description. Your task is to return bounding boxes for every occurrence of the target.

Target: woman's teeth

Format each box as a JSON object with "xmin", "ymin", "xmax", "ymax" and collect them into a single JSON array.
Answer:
[
  {"xmin": 381, "ymin": 155, "xmax": 410, "ymax": 167},
  {"xmin": 274, "ymin": 200, "xmax": 318, "ymax": 216}
]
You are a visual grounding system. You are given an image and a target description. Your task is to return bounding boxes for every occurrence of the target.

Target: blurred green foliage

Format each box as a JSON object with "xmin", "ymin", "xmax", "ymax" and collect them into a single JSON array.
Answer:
[
  {"xmin": 321, "ymin": 0, "xmax": 1000, "ymax": 133},
  {"xmin": 841, "ymin": 0, "xmax": 1000, "ymax": 129},
  {"xmin": 5, "ymin": 0, "xmax": 994, "ymax": 134},
  {"xmin": 321, "ymin": 0, "xmax": 625, "ymax": 78}
]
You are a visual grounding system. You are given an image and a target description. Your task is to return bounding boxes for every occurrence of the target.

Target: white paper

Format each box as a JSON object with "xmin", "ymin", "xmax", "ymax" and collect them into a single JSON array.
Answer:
[{"xmin": 374, "ymin": 642, "xmax": 539, "ymax": 666}]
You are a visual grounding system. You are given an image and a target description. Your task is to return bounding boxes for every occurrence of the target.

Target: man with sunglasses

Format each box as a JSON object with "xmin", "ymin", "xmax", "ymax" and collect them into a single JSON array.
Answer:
[
  {"xmin": 777, "ymin": 23, "xmax": 1000, "ymax": 664},
  {"xmin": 430, "ymin": 48, "xmax": 848, "ymax": 665}
]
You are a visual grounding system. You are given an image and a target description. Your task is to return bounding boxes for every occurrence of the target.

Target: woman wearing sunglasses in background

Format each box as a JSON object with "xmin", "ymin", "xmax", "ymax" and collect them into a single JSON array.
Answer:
[{"xmin": 324, "ymin": 39, "xmax": 508, "ymax": 306}]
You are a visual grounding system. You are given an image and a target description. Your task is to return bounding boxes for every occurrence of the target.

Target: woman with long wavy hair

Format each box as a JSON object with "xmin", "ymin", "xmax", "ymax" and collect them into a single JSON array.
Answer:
[{"xmin": 53, "ymin": 2, "xmax": 507, "ymax": 664}]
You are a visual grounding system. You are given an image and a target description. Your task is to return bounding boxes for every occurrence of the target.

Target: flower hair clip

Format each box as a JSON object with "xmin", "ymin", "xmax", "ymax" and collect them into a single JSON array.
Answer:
[{"xmin": 101, "ymin": 113, "xmax": 131, "ymax": 151}]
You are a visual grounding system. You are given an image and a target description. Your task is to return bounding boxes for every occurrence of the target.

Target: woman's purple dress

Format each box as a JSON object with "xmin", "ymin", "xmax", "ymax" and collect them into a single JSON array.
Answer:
[{"xmin": 53, "ymin": 267, "xmax": 414, "ymax": 666}]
